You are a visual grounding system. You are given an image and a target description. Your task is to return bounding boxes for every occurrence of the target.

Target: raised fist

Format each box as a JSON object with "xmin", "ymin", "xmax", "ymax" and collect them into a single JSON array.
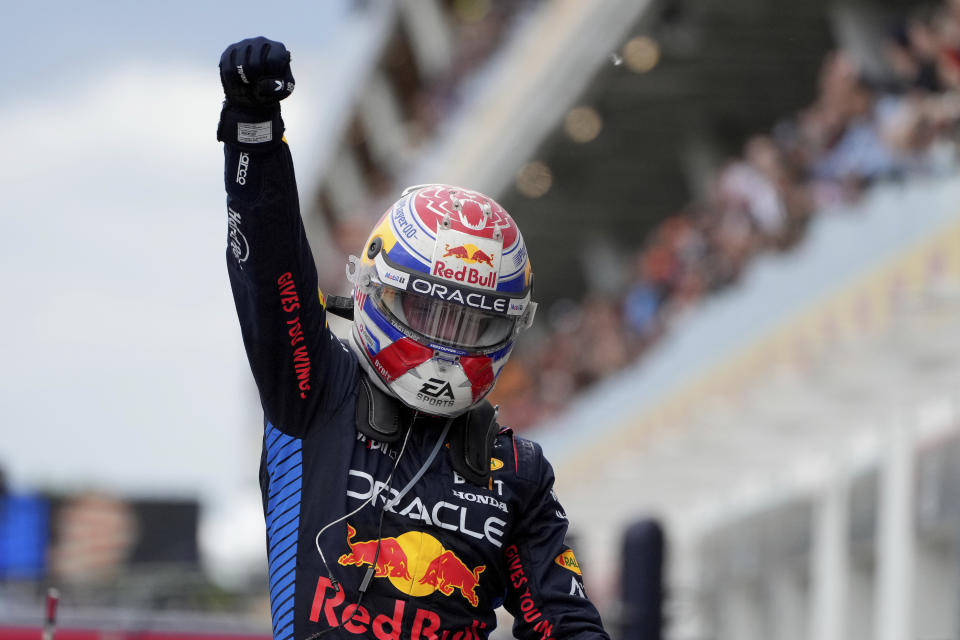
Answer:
[{"xmin": 219, "ymin": 37, "xmax": 295, "ymax": 108}]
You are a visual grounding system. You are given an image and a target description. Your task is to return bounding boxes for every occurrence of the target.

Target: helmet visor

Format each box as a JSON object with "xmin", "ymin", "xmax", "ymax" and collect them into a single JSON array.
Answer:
[{"xmin": 373, "ymin": 286, "xmax": 516, "ymax": 350}]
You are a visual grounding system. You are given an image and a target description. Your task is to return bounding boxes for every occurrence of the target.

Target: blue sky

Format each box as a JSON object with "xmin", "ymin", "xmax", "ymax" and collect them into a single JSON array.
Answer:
[{"xmin": 2, "ymin": 1, "xmax": 354, "ymax": 107}]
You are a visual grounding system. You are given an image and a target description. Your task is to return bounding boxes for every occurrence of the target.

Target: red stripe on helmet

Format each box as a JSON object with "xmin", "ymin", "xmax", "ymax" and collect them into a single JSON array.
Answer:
[
  {"xmin": 460, "ymin": 355, "xmax": 495, "ymax": 402},
  {"xmin": 372, "ymin": 337, "xmax": 434, "ymax": 382}
]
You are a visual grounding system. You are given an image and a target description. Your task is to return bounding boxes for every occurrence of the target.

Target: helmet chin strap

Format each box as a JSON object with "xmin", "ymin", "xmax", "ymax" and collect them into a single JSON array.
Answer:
[{"xmin": 324, "ymin": 295, "xmax": 354, "ymax": 320}]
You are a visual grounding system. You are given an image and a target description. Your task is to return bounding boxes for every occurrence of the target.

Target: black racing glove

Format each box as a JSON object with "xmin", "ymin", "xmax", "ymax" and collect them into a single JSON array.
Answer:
[{"xmin": 216, "ymin": 37, "xmax": 295, "ymax": 149}]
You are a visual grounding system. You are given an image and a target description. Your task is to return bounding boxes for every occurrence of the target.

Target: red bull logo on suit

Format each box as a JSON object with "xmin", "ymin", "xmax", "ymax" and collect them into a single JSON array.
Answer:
[
  {"xmin": 339, "ymin": 524, "xmax": 412, "ymax": 580},
  {"xmin": 310, "ymin": 575, "xmax": 490, "ymax": 639},
  {"xmin": 338, "ymin": 524, "xmax": 486, "ymax": 607}
]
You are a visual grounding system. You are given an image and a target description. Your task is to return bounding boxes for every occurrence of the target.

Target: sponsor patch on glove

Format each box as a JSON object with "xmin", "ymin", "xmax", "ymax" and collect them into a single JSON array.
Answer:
[{"xmin": 237, "ymin": 121, "xmax": 272, "ymax": 144}]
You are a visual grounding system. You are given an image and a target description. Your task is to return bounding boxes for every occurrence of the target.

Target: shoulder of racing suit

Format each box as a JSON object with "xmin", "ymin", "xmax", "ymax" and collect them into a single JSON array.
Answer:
[{"xmin": 495, "ymin": 427, "xmax": 545, "ymax": 485}]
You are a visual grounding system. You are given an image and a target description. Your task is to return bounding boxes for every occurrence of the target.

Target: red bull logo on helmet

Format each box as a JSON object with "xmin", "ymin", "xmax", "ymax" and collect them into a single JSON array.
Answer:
[
  {"xmin": 432, "ymin": 260, "xmax": 497, "ymax": 289},
  {"xmin": 431, "ymin": 229, "xmax": 502, "ymax": 292},
  {"xmin": 339, "ymin": 524, "xmax": 486, "ymax": 607},
  {"xmin": 441, "ymin": 244, "xmax": 495, "ymax": 268}
]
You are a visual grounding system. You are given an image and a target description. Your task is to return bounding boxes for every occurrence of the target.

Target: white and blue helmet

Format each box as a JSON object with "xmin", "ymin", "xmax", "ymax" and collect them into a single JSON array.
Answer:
[{"xmin": 348, "ymin": 185, "xmax": 537, "ymax": 416}]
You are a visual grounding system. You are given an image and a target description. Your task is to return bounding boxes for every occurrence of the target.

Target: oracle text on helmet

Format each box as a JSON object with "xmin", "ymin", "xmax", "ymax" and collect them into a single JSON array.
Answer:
[{"xmin": 410, "ymin": 277, "xmax": 507, "ymax": 313}]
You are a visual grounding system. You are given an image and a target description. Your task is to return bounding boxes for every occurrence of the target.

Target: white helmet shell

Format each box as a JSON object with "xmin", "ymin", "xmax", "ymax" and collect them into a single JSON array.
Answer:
[{"xmin": 348, "ymin": 185, "xmax": 536, "ymax": 416}]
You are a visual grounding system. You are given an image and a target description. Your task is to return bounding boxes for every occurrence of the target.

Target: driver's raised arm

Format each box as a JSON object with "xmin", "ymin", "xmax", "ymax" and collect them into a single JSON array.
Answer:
[{"xmin": 217, "ymin": 37, "xmax": 355, "ymax": 438}]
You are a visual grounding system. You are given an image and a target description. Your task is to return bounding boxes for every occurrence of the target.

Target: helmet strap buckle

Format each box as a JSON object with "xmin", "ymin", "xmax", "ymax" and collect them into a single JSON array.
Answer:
[
  {"xmin": 345, "ymin": 255, "xmax": 372, "ymax": 290},
  {"xmin": 521, "ymin": 301, "xmax": 538, "ymax": 330}
]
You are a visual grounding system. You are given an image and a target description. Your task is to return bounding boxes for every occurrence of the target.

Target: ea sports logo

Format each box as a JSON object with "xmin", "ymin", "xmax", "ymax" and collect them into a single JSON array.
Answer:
[
  {"xmin": 417, "ymin": 377, "xmax": 456, "ymax": 408},
  {"xmin": 419, "ymin": 378, "xmax": 454, "ymax": 399}
]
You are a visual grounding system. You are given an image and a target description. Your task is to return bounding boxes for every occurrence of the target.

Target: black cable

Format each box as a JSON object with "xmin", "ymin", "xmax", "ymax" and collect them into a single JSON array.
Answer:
[{"xmin": 312, "ymin": 426, "xmax": 413, "ymax": 593}]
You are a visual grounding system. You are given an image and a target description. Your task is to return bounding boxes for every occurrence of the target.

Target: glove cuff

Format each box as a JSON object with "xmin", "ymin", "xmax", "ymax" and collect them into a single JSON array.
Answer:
[{"xmin": 217, "ymin": 102, "xmax": 284, "ymax": 150}]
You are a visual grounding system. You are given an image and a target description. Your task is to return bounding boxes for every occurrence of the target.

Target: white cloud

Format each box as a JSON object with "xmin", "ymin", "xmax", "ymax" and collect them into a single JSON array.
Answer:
[
  {"xmin": 0, "ymin": 4, "xmax": 383, "ymax": 580},
  {"xmin": 0, "ymin": 47, "xmax": 364, "ymax": 581},
  {"xmin": 0, "ymin": 64, "xmax": 275, "ymax": 503}
]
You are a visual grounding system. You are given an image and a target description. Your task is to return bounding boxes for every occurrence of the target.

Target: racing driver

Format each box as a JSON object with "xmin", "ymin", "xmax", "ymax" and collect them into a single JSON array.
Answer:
[{"xmin": 217, "ymin": 37, "xmax": 610, "ymax": 639}]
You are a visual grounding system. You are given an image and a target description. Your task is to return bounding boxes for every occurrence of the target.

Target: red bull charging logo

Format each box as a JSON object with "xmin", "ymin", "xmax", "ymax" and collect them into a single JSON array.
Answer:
[
  {"xmin": 441, "ymin": 244, "xmax": 495, "ymax": 268},
  {"xmin": 430, "ymin": 229, "xmax": 502, "ymax": 291},
  {"xmin": 434, "ymin": 244, "xmax": 498, "ymax": 289},
  {"xmin": 339, "ymin": 524, "xmax": 486, "ymax": 607}
]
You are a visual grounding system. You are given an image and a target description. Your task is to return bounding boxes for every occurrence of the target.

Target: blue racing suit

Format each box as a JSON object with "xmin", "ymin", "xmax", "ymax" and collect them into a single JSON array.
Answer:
[{"xmin": 223, "ymin": 133, "xmax": 610, "ymax": 640}]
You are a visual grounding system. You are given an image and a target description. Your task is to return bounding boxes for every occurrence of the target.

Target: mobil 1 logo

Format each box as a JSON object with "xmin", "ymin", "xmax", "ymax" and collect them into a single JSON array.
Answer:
[{"xmin": 418, "ymin": 378, "xmax": 455, "ymax": 408}]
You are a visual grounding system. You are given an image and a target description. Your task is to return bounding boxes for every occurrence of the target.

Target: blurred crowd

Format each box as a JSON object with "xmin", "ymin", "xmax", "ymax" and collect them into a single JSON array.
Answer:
[
  {"xmin": 405, "ymin": 0, "xmax": 539, "ymax": 142},
  {"xmin": 490, "ymin": 1, "xmax": 960, "ymax": 429}
]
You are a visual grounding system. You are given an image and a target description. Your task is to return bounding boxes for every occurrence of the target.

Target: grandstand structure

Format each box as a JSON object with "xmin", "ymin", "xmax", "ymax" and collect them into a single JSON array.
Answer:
[
  {"xmin": 304, "ymin": 0, "xmax": 840, "ymax": 303},
  {"xmin": 305, "ymin": 1, "xmax": 960, "ymax": 638},
  {"xmin": 304, "ymin": 0, "xmax": 655, "ymax": 298},
  {"xmin": 546, "ymin": 177, "xmax": 960, "ymax": 639}
]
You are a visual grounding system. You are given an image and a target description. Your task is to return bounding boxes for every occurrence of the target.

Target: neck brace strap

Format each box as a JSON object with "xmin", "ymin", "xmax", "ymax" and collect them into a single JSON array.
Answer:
[{"xmin": 355, "ymin": 376, "xmax": 499, "ymax": 486}]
